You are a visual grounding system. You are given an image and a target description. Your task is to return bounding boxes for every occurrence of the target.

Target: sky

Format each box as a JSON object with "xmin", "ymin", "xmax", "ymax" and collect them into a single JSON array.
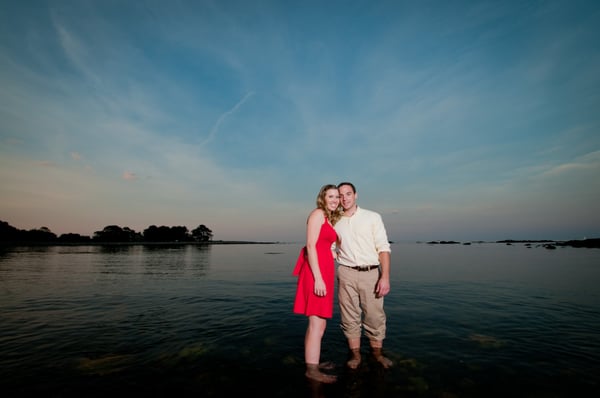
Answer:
[{"xmin": 1, "ymin": 0, "xmax": 599, "ymax": 243}]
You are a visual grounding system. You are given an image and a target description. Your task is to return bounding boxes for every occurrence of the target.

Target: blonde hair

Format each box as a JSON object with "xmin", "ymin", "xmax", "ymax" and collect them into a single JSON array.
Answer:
[{"xmin": 316, "ymin": 184, "xmax": 342, "ymax": 225}]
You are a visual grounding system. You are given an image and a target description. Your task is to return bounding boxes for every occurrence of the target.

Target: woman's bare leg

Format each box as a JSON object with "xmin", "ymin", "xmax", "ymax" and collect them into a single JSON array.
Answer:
[{"xmin": 305, "ymin": 316, "xmax": 337, "ymax": 383}]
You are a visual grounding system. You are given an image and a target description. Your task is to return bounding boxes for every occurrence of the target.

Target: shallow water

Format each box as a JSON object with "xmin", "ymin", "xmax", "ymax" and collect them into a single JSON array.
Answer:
[{"xmin": 1, "ymin": 242, "xmax": 599, "ymax": 397}]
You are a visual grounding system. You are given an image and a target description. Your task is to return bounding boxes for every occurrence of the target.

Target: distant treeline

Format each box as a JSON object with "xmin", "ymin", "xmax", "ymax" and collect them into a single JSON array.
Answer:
[
  {"xmin": 424, "ymin": 238, "xmax": 600, "ymax": 249},
  {"xmin": 0, "ymin": 220, "xmax": 213, "ymax": 243}
]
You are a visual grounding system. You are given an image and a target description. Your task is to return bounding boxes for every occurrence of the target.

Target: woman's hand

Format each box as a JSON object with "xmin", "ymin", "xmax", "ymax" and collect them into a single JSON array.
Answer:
[{"xmin": 314, "ymin": 278, "xmax": 327, "ymax": 296}]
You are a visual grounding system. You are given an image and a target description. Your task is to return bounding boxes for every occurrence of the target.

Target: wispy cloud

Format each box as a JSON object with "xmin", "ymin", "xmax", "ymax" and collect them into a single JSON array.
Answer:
[
  {"xmin": 201, "ymin": 91, "xmax": 256, "ymax": 145},
  {"xmin": 540, "ymin": 150, "xmax": 600, "ymax": 178},
  {"xmin": 54, "ymin": 22, "xmax": 101, "ymax": 85},
  {"xmin": 122, "ymin": 171, "xmax": 137, "ymax": 181}
]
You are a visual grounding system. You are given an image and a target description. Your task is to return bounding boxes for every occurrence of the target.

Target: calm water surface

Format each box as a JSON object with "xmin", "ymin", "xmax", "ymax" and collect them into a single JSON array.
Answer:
[{"xmin": 1, "ymin": 242, "xmax": 599, "ymax": 397}]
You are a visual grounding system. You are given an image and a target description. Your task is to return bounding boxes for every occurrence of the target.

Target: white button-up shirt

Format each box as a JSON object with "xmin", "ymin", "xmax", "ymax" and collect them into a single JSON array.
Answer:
[{"xmin": 334, "ymin": 206, "xmax": 391, "ymax": 267}]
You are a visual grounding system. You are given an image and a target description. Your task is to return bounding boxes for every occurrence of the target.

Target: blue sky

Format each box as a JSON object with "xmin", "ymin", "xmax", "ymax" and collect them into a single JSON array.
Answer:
[{"xmin": 1, "ymin": 0, "xmax": 599, "ymax": 242}]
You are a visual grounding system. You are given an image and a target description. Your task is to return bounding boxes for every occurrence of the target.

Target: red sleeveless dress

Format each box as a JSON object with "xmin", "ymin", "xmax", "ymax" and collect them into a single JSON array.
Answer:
[{"xmin": 292, "ymin": 218, "xmax": 337, "ymax": 318}]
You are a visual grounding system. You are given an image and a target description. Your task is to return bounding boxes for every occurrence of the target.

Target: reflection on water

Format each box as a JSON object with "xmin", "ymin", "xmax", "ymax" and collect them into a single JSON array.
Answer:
[{"xmin": 0, "ymin": 242, "xmax": 599, "ymax": 397}]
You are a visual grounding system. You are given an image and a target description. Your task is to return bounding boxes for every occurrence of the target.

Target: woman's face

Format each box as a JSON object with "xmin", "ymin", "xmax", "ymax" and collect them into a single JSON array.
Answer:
[{"xmin": 324, "ymin": 188, "xmax": 340, "ymax": 211}]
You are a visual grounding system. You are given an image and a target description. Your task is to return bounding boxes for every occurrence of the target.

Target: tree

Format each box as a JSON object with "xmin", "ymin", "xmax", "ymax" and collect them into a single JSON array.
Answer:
[
  {"xmin": 24, "ymin": 227, "xmax": 57, "ymax": 242},
  {"xmin": 58, "ymin": 233, "xmax": 92, "ymax": 243},
  {"xmin": 191, "ymin": 224, "xmax": 213, "ymax": 242},
  {"xmin": 0, "ymin": 220, "xmax": 21, "ymax": 241},
  {"xmin": 93, "ymin": 225, "xmax": 140, "ymax": 242},
  {"xmin": 142, "ymin": 225, "xmax": 192, "ymax": 242},
  {"xmin": 170, "ymin": 225, "xmax": 191, "ymax": 242}
]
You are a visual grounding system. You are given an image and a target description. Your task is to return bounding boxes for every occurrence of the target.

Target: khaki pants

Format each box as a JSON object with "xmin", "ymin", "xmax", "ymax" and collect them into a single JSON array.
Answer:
[{"xmin": 337, "ymin": 265, "xmax": 386, "ymax": 341}]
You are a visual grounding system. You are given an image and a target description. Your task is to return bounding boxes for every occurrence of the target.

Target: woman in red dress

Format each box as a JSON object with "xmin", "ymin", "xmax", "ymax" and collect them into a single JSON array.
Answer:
[{"xmin": 293, "ymin": 184, "xmax": 342, "ymax": 383}]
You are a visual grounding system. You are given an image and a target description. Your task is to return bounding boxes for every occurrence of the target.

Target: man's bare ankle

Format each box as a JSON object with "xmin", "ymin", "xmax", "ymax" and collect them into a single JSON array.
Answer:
[
  {"xmin": 346, "ymin": 348, "xmax": 362, "ymax": 369},
  {"xmin": 371, "ymin": 348, "xmax": 393, "ymax": 368}
]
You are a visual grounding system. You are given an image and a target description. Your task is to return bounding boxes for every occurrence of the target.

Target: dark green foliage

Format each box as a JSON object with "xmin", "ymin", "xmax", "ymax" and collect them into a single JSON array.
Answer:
[{"xmin": 0, "ymin": 220, "xmax": 213, "ymax": 243}]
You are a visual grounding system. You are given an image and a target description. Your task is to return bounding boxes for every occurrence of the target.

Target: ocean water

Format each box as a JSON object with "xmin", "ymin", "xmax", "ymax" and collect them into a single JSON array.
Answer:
[{"xmin": 1, "ymin": 242, "xmax": 599, "ymax": 397}]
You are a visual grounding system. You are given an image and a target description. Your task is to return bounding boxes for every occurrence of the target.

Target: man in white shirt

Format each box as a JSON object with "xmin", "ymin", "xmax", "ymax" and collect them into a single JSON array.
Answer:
[{"xmin": 334, "ymin": 182, "xmax": 393, "ymax": 369}]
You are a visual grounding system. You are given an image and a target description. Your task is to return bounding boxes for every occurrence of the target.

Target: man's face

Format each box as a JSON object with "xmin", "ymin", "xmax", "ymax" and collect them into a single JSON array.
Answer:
[{"xmin": 338, "ymin": 185, "xmax": 356, "ymax": 211}]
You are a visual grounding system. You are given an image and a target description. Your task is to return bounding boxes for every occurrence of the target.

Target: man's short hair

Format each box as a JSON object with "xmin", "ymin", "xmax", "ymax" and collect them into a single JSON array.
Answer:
[{"xmin": 337, "ymin": 182, "xmax": 356, "ymax": 193}]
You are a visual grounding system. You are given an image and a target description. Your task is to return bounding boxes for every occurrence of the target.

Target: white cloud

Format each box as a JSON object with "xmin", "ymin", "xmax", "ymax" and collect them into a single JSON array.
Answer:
[{"xmin": 122, "ymin": 171, "xmax": 137, "ymax": 181}]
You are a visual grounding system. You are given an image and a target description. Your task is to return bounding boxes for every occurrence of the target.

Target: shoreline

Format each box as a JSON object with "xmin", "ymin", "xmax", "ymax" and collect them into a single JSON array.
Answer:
[
  {"xmin": 1, "ymin": 238, "xmax": 598, "ymax": 248},
  {"xmin": 0, "ymin": 240, "xmax": 283, "ymax": 247}
]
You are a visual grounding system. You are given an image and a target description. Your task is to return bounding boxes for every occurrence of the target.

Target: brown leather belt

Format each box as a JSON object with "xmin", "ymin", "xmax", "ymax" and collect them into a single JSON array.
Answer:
[{"xmin": 344, "ymin": 265, "xmax": 379, "ymax": 272}]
